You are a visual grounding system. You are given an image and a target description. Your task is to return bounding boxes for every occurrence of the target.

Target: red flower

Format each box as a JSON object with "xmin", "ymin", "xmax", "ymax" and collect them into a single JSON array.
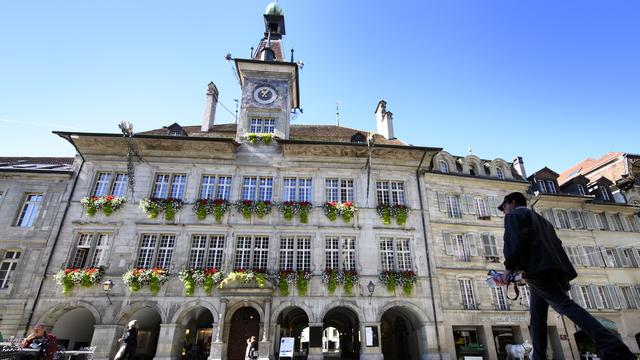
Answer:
[
  {"xmin": 105, "ymin": 195, "xmax": 114, "ymax": 201},
  {"xmin": 242, "ymin": 200, "xmax": 253, "ymax": 206},
  {"xmin": 214, "ymin": 199, "xmax": 226, "ymax": 205},
  {"xmin": 344, "ymin": 201, "xmax": 353, "ymax": 207}
]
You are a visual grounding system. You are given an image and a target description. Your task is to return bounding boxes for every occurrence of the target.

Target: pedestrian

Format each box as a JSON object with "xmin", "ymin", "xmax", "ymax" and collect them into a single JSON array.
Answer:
[
  {"xmin": 497, "ymin": 192, "xmax": 635, "ymax": 360},
  {"xmin": 114, "ymin": 320, "xmax": 138, "ymax": 360},
  {"xmin": 244, "ymin": 336, "xmax": 258, "ymax": 360},
  {"xmin": 20, "ymin": 323, "xmax": 57, "ymax": 360}
]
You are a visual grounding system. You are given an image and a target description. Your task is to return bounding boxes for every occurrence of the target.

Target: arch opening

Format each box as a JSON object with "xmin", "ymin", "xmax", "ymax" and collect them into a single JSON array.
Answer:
[{"xmin": 322, "ymin": 307, "xmax": 360, "ymax": 360}]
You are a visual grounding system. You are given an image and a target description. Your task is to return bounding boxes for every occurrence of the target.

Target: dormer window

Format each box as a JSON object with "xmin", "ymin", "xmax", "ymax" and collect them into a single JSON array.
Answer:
[
  {"xmin": 496, "ymin": 168, "xmax": 505, "ymax": 180},
  {"xmin": 168, "ymin": 130, "xmax": 182, "ymax": 136},
  {"xmin": 546, "ymin": 180, "xmax": 557, "ymax": 194},
  {"xmin": 469, "ymin": 165, "xmax": 476, "ymax": 176},
  {"xmin": 537, "ymin": 180, "xmax": 547, "ymax": 193},
  {"xmin": 250, "ymin": 117, "xmax": 275, "ymax": 133},
  {"xmin": 600, "ymin": 187, "xmax": 610, "ymax": 201},
  {"xmin": 439, "ymin": 160, "xmax": 449, "ymax": 173},
  {"xmin": 455, "ymin": 160, "xmax": 463, "ymax": 173},
  {"xmin": 350, "ymin": 132, "xmax": 366, "ymax": 143},
  {"xmin": 577, "ymin": 184, "xmax": 586, "ymax": 196}
]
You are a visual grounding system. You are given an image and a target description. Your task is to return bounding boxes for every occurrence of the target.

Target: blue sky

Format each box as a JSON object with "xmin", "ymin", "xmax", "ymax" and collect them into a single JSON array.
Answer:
[{"xmin": 1, "ymin": 1, "xmax": 638, "ymax": 175}]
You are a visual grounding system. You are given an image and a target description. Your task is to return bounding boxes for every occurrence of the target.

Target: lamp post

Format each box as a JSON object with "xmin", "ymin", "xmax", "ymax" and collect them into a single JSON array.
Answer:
[
  {"xmin": 102, "ymin": 280, "xmax": 114, "ymax": 304},
  {"xmin": 367, "ymin": 281, "xmax": 376, "ymax": 305}
]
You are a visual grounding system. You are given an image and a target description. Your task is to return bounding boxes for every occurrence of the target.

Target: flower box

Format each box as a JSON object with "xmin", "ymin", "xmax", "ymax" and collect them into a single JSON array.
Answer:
[
  {"xmin": 81, "ymin": 195, "xmax": 125, "ymax": 216},
  {"xmin": 246, "ymin": 133, "xmax": 274, "ymax": 145},
  {"xmin": 321, "ymin": 269, "xmax": 358, "ymax": 295},
  {"xmin": 376, "ymin": 204, "xmax": 409, "ymax": 225},
  {"xmin": 122, "ymin": 268, "xmax": 170, "ymax": 295},
  {"xmin": 54, "ymin": 268, "xmax": 104, "ymax": 293},
  {"xmin": 278, "ymin": 201, "xmax": 313, "ymax": 223},
  {"xmin": 323, "ymin": 202, "xmax": 357, "ymax": 222},
  {"xmin": 139, "ymin": 198, "xmax": 183, "ymax": 221},
  {"xmin": 178, "ymin": 268, "xmax": 225, "ymax": 296},
  {"xmin": 379, "ymin": 270, "xmax": 417, "ymax": 295},
  {"xmin": 193, "ymin": 199, "xmax": 230, "ymax": 222},
  {"xmin": 218, "ymin": 269, "xmax": 268, "ymax": 289}
]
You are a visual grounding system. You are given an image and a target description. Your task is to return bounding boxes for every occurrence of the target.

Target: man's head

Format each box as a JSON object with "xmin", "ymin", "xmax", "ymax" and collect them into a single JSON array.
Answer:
[
  {"xmin": 128, "ymin": 320, "xmax": 138, "ymax": 329},
  {"xmin": 33, "ymin": 324, "xmax": 46, "ymax": 336},
  {"xmin": 498, "ymin": 192, "xmax": 527, "ymax": 215}
]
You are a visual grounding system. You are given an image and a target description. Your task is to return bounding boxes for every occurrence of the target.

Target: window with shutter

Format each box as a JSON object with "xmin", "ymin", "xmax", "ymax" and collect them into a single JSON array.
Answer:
[
  {"xmin": 620, "ymin": 286, "xmax": 637, "ymax": 309},
  {"xmin": 475, "ymin": 198, "xmax": 488, "ymax": 218},
  {"xmin": 436, "ymin": 192, "xmax": 447, "ymax": 213},
  {"xmin": 589, "ymin": 285, "xmax": 604, "ymax": 309},
  {"xmin": 555, "ymin": 210, "xmax": 571, "ymax": 229},
  {"xmin": 542, "ymin": 209, "xmax": 557, "ymax": 227},
  {"xmin": 446, "ymin": 195, "xmax": 463, "ymax": 218},
  {"xmin": 579, "ymin": 286, "xmax": 594, "ymax": 308},
  {"xmin": 481, "ymin": 233, "xmax": 499, "ymax": 263},
  {"xmin": 491, "ymin": 286, "xmax": 509, "ymax": 310},
  {"xmin": 488, "ymin": 196, "xmax": 499, "ymax": 216},
  {"xmin": 570, "ymin": 210, "xmax": 585, "ymax": 229},
  {"xmin": 459, "ymin": 279, "xmax": 477, "ymax": 310},
  {"xmin": 583, "ymin": 211, "xmax": 596, "ymax": 229},
  {"xmin": 596, "ymin": 286, "xmax": 609, "ymax": 309},
  {"xmin": 601, "ymin": 247, "xmax": 615, "ymax": 267},
  {"xmin": 607, "ymin": 285, "xmax": 622, "ymax": 309},
  {"xmin": 465, "ymin": 233, "xmax": 478, "ymax": 257},
  {"xmin": 616, "ymin": 287, "xmax": 628, "ymax": 309}
]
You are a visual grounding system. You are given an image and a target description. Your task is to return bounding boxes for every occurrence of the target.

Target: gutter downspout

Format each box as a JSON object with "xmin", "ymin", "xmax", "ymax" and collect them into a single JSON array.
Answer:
[
  {"xmin": 23, "ymin": 136, "xmax": 85, "ymax": 335},
  {"xmin": 416, "ymin": 150, "xmax": 443, "ymax": 360}
]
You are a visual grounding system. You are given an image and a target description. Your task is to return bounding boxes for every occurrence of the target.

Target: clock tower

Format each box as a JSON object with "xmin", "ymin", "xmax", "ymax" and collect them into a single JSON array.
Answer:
[{"xmin": 235, "ymin": 2, "xmax": 300, "ymax": 141}]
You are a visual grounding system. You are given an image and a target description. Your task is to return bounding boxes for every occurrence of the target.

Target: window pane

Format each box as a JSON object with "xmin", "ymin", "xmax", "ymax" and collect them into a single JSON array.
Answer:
[
  {"xmin": 242, "ymin": 177, "xmax": 257, "ymax": 200},
  {"xmin": 299, "ymin": 178, "xmax": 312, "ymax": 202},
  {"xmin": 200, "ymin": 176, "xmax": 217, "ymax": 199},
  {"xmin": 280, "ymin": 237, "xmax": 295, "ymax": 270},
  {"xmin": 235, "ymin": 236, "xmax": 252, "ymax": 270},
  {"xmin": 258, "ymin": 177, "xmax": 273, "ymax": 201},
  {"xmin": 90, "ymin": 234, "xmax": 110, "ymax": 267},
  {"xmin": 93, "ymin": 173, "xmax": 112, "ymax": 196},
  {"xmin": 136, "ymin": 234, "xmax": 157, "ymax": 269},
  {"xmin": 155, "ymin": 235, "xmax": 175, "ymax": 268},
  {"xmin": 112, "ymin": 174, "xmax": 128, "ymax": 197},
  {"xmin": 325, "ymin": 237, "xmax": 339, "ymax": 270},
  {"xmin": 170, "ymin": 175, "xmax": 186, "ymax": 199},
  {"xmin": 283, "ymin": 178, "xmax": 297, "ymax": 202},
  {"xmin": 325, "ymin": 179, "xmax": 339, "ymax": 202},
  {"xmin": 253, "ymin": 236, "xmax": 269, "ymax": 270},
  {"xmin": 17, "ymin": 193, "xmax": 43, "ymax": 227},
  {"xmin": 189, "ymin": 235, "xmax": 208, "ymax": 269},
  {"xmin": 342, "ymin": 237, "xmax": 356, "ymax": 271},
  {"xmin": 380, "ymin": 238, "xmax": 395, "ymax": 271},
  {"xmin": 153, "ymin": 175, "xmax": 170, "ymax": 198},
  {"xmin": 390, "ymin": 182, "xmax": 405, "ymax": 205},
  {"xmin": 395, "ymin": 238, "xmax": 412, "ymax": 271},
  {"xmin": 376, "ymin": 181, "xmax": 389, "ymax": 205},
  {"xmin": 216, "ymin": 176, "xmax": 232, "ymax": 200},
  {"xmin": 297, "ymin": 237, "xmax": 311, "ymax": 271},
  {"xmin": 206, "ymin": 235, "xmax": 225, "ymax": 269}
]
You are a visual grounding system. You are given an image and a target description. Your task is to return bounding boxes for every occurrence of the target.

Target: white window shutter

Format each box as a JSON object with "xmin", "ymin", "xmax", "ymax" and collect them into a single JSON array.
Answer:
[
  {"xmin": 467, "ymin": 195, "xmax": 476, "ymax": 214},
  {"xmin": 607, "ymin": 285, "xmax": 621, "ymax": 309},
  {"xmin": 461, "ymin": 194, "xmax": 470, "ymax": 214},
  {"xmin": 625, "ymin": 287, "xmax": 638, "ymax": 309},
  {"xmin": 466, "ymin": 233, "xmax": 478, "ymax": 256},
  {"xmin": 437, "ymin": 192, "xmax": 447, "ymax": 212},
  {"xmin": 443, "ymin": 232, "xmax": 454, "ymax": 255},
  {"xmin": 634, "ymin": 286, "xmax": 640, "ymax": 307},
  {"xmin": 481, "ymin": 233, "xmax": 491, "ymax": 257},
  {"xmin": 634, "ymin": 216, "xmax": 640, "ymax": 232},
  {"xmin": 605, "ymin": 213, "xmax": 617, "ymax": 231},
  {"xmin": 620, "ymin": 215, "xmax": 632, "ymax": 232},
  {"xmin": 553, "ymin": 210, "xmax": 562, "ymax": 229},
  {"xmin": 488, "ymin": 196, "xmax": 498, "ymax": 216},
  {"xmin": 590, "ymin": 285, "xmax": 604, "ymax": 309},
  {"xmin": 475, "ymin": 234, "xmax": 484, "ymax": 256},
  {"xmin": 567, "ymin": 210, "xmax": 577, "ymax": 229},
  {"xmin": 579, "ymin": 246, "xmax": 592, "ymax": 267},
  {"xmin": 629, "ymin": 248, "xmax": 640, "ymax": 268},
  {"xmin": 616, "ymin": 286, "xmax": 628, "ymax": 309},
  {"xmin": 600, "ymin": 247, "xmax": 614, "ymax": 267},
  {"xmin": 584, "ymin": 211, "xmax": 596, "ymax": 229},
  {"xmin": 586, "ymin": 286, "xmax": 597, "ymax": 309},
  {"xmin": 570, "ymin": 285, "xmax": 584, "ymax": 307},
  {"xmin": 595, "ymin": 247, "xmax": 605, "ymax": 267},
  {"xmin": 616, "ymin": 248, "xmax": 630, "ymax": 267}
]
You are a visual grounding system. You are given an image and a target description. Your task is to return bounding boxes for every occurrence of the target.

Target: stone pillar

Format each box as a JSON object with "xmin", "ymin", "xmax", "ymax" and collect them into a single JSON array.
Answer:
[
  {"xmin": 209, "ymin": 299, "xmax": 228, "ymax": 360},
  {"xmin": 360, "ymin": 323, "xmax": 383, "ymax": 360},
  {"xmin": 258, "ymin": 300, "xmax": 272, "ymax": 360},
  {"xmin": 482, "ymin": 324, "xmax": 498, "ymax": 360},
  {"xmin": 307, "ymin": 322, "xmax": 323, "ymax": 360},
  {"xmin": 90, "ymin": 324, "xmax": 123, "ymax": 360},
  {"xmin": 154, "ymin": 323, "xmax": 185, "ymax": 360}
]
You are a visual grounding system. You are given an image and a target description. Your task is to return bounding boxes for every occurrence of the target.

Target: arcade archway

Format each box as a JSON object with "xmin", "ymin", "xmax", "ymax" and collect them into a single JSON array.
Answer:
[
  {"xmin": 275, "ymin": 306, "xmax": 309, "ymax": 359},
  {"xmin": 380, "ymin": 307, "xmax": 421, "ymax": 360},
  {"xmin": 227, "ymin": 307, "xmax": 260, "ymax": 360},
  {"xmin": 323, "ymin": 307, "xmax": 360, "ymax": 360},
  {"xmin": 121, "ymin": 307, "xmax": 162, "ymax": 360},
  {"xmin": 51, "ymin": 307, "xmax": 96, "ymax": 350},
  {"xmin": 176, "ymin": 306, "xmax": 215, "ymax": 360}
]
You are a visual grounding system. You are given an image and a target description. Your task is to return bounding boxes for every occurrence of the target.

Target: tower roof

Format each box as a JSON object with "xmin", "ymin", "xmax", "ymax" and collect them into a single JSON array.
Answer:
[{"xmin": 265, "ymin": 2, "xmax": 284, "ymax": 16}]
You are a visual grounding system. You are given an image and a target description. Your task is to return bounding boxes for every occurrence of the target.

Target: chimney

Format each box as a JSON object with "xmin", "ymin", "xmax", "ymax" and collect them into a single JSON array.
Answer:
[
  {"xmin": 375, "ymin": 100, "xmax": 395, "ymax": 139},
  {"xmin": 202, "ymin": 82, "xmax": 219, "ymax": 132},
  {"xmin": 513, "ymin": 156, "xmax": 527, "ymax": 179}
]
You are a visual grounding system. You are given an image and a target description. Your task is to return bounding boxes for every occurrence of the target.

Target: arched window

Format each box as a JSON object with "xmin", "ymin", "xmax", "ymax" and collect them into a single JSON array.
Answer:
[
  {"xmin": 469, "ymin": 165, "xmax": 477, "ymax": 176},
  {"xmin": 350, "ymin": 132, "xmax": 366, "ymax": 143},
  {"xmin": 439, "ymin": 160, "xmax": 449, "ymax": 173},
  {"xmin": 496, "ymin": 168, "xmax": 505, "ymax": 180}
]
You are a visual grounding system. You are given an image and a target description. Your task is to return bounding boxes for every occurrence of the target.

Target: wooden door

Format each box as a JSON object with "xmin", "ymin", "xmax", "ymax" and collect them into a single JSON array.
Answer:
[{"xmin": 227, "ymin": 307, "xmax": 260, "ymax": 360}]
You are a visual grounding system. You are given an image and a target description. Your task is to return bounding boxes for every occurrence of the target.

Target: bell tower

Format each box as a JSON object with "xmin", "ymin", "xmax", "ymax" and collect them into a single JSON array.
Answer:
[{"xmin": 235, "ymin": 2, "xmax": 300, "ymax": 141}]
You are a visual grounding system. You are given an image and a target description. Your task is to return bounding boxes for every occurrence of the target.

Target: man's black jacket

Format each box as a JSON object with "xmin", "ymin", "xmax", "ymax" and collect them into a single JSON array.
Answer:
[{"xmin": 503, "ymin": 207, "xmax": 577, "ymax": 284}]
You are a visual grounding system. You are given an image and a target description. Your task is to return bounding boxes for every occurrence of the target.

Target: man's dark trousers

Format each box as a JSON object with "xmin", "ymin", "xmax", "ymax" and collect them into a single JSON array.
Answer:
[{"xmin": 527, "ymin": 275, "xmax": 634, "ymax": 360}]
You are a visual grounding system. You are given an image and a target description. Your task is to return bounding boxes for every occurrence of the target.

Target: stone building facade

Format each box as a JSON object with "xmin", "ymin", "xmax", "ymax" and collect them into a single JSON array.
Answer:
[
  {"xmin": 0, "ymin": 157, "xmax": 75, "ymax": 338},
  {"xmin": 424, "ymin": 152, "xmax": 532, "ymax": 360},
  {"xmin": 25, "ymin": 4, "xmax": 445, "ymax": 360}
]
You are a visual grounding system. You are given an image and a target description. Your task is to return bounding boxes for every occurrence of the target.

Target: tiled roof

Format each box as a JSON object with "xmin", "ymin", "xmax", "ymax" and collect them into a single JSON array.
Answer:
[
  {"xmin": 558, "ymin": 152, "xmax": 623, "ymax": 185},
  {"xmin": 0, "ymin": 157, "xmax": 74, "ymax": 172},
  {"xmin": 138, "ymin": 123, "xmax": 408, "ymax": 146}
]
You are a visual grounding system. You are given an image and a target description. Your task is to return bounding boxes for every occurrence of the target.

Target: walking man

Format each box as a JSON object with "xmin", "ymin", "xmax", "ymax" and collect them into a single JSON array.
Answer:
[{"xmin": 498, "ymin": 192, "xmax": 634, "ymax": 360}]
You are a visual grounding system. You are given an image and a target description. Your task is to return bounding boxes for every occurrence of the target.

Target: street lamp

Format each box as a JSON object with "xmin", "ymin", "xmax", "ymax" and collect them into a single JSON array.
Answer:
[
  {"xmin": 367, "ymin": 281, "xmax": 376, "ymax": 304},
  {"xmin": 102, "ymin": 280, "xmax": 114, "ymax": 304}
]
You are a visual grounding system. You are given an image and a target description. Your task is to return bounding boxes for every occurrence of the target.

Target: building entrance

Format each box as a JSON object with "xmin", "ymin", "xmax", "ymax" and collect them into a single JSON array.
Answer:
[{"xmin": 227, "ymin": 307, "xmax": 260, "ymax": 360}]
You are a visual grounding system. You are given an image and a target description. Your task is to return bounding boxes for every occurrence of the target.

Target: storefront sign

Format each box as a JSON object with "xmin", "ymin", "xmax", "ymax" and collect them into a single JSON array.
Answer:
[
  {"xmin": 364, "ymin": 326, "xmax": 379, "ymax": 347},
  {"xmin": 480, "ymin": 315, "xmax": 527, "ymax": 324}
]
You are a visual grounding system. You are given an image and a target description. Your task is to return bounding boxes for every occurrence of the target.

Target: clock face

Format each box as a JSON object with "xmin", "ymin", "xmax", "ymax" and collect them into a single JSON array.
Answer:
[{"xmin": 253, "ymin": 86, "xmax": 277, "ymax": 105}]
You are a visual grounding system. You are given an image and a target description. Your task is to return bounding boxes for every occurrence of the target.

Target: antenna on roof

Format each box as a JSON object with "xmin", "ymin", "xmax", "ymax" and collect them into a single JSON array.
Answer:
[
  {"xmin": 290, "ymin": 49, "xmax": 294, "ymax": 62},
  {"xmin": 336, "ymin": 101, "xmax": 341, "ymax": 127},
  {"xmin": 468, "ymin": 146, "xmax": 473, "ymax": 155}
]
